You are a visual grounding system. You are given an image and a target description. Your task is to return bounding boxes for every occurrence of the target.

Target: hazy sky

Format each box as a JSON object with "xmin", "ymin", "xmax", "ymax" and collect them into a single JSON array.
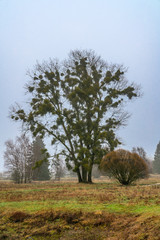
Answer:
[{"xmin": 1, "ymin": 0, "xmax": 160, "ymax": 171}]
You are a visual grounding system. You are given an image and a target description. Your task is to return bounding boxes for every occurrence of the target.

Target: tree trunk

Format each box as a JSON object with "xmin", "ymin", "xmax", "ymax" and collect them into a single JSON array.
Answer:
[
  {"xmin": 88, "ymin": 164, "xmax": 93, "ymax": 183},
  {"xmin": 76, "ymin": 166, "xmax": 93, "ymax": 183},
  {"xmin": 77, "ymin": 168, "xmax": 83, "ymax": 183},
  {"xmin": 82, "ymin": 166, "xmax": 87, "ymax": 182}
]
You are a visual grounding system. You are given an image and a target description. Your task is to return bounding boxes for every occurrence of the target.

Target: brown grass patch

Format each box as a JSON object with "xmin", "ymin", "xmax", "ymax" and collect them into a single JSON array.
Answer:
[
  {"xmin": 8, "ymin": 211, "xmax": 30, "ymax": 222},
  {"xmin": 0, "ymin": 210, "xmax": 159, "ymax": 239}
]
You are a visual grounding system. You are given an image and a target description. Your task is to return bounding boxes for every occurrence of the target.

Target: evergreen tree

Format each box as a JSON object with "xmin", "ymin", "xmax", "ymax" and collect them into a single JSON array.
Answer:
[
  {"xmin": 32, "ymin": 136, "xmax": 50, "ymax": 181},
  {"xmin": 153, "ymin": 142, "xmax": 160, "ymax": 174}
]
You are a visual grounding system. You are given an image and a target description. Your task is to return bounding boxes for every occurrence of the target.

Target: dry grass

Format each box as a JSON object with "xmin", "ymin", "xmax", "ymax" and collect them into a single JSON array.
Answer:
[{"xmin": 0, "ymin": 175, "xmax": 160, "ymax": 239}]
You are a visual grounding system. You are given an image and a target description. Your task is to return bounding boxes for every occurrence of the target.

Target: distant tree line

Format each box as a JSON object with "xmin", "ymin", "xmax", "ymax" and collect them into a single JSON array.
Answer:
[{"xmin": 4, "ymin": 133, "xmax": 159, "ymax": 185}]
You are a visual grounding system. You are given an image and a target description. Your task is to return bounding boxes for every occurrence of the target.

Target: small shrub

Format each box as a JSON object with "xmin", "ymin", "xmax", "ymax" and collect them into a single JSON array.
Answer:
[{"xmin": 100, "ymin": 149, "xmax": 149, "ymax": 185}]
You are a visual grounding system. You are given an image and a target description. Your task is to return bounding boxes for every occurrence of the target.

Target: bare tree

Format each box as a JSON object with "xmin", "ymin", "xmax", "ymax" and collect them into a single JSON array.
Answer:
[
  {"xmin": 51, "ymin": 154, "xmax": 66, "ymax": 181},
  {"xmin": 132, "ymin": 147, "xmax": 152, "ymax": 173},
  {"xmin": 4, "ymin": 134, "xmax": 32, "ymax": 183}
]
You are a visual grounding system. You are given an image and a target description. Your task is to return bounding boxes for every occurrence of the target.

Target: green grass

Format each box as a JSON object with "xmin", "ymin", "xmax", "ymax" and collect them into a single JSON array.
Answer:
[{"xmin": 1, "ymin": 199, "xmax": 160, "ymax": 215}]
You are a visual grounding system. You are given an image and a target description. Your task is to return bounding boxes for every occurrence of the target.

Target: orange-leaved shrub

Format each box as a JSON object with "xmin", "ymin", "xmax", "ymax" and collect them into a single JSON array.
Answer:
[{"xmin": 100, "ymin": 149, "xmax": 149, "ymax": 185}]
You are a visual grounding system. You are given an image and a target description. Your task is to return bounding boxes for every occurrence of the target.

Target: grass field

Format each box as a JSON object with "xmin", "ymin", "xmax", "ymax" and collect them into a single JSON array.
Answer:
[{"xmin": 0, "ymin": 176, "xmax": 160, "ymax": 240}]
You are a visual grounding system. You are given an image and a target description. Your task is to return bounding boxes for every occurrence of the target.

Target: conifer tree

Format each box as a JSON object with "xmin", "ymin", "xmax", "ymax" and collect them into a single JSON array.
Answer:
[
  {"xmin": 32, "ymin": 136, "xmax": 50, "ymax": 181},
  {"xmin": 153, "ymin": 142, "xmax": 160, "ymax": 174}
]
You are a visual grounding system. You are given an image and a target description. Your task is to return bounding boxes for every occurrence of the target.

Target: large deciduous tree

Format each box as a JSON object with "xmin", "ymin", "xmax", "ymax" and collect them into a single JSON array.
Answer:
[{"xmin": 11, "ymin": 49, "xmax": 140, "ymax": 183}]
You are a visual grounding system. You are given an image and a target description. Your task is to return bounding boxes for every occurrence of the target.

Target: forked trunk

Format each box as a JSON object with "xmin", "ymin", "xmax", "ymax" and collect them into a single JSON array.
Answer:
[{"xmin": 77, "ymin": 168, "xmax": 93, "ymax": 183}]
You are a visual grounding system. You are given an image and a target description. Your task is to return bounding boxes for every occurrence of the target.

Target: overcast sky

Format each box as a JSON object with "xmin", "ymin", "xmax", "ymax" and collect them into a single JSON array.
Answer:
[{"xmin": 1, "ymin": 0, "xmax": 160, "ymax": 171}]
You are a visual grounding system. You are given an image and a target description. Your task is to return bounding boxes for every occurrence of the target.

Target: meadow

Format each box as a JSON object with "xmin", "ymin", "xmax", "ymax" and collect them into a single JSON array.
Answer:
[{"xmin": 0, "ymin": 176, "xmax": 160, "ymax": 240}]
